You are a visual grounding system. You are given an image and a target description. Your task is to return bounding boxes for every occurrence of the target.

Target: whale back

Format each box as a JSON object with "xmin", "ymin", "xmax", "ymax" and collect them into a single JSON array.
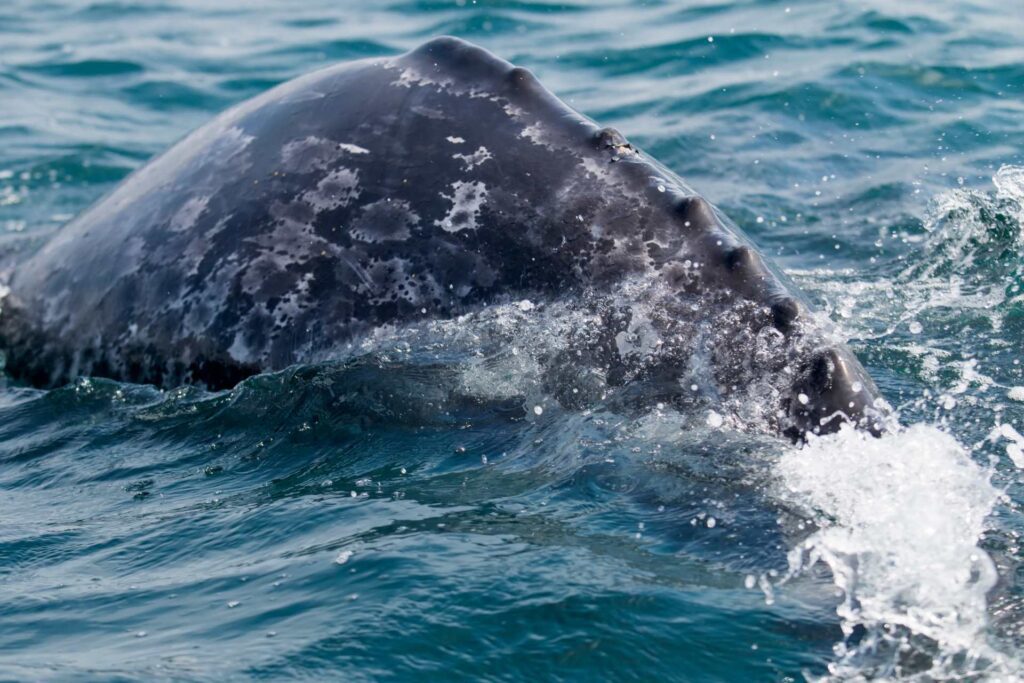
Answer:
[{"xmin": 0, "ymin": 37, "xmax": 884, "ymax": 437}]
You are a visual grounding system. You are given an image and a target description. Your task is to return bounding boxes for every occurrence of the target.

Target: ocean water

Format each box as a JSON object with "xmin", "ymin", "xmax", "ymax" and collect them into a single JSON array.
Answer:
[{"xmin": 1, "ymin": 0, "xmax": 1023, "ymax": 680}]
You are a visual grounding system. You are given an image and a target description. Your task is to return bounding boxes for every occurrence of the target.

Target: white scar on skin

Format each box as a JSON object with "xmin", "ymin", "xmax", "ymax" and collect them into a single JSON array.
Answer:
[
  {"xmin": 519, "ymin": 121, "xmax": 554, "ymax": 149},
  {"xmin": 580, "ymin": 156, "xmax": 611, "ymax": 179},
  {"xmin": 281, "ymin": 137, "xmax": 369, "ymax": 173},
  {"xmin": 302, "ymin": 168, "xmax": 361, "ymax": 212},
  {"xmin": 337, "ymin": 143, "xmax": 369, "ymax": 155},
  {"xmin": 391, "ymin": 66, "xmax": 455, "ymax": 90},
  {"xmin": 169, "ymin": 195, "xmax": 211, "ymax": 232},
  {"xmin": 350, "ymin": 199, "xmax": 420, "ymax": 243},
  {"xmin": 435, "ymin": 181, "xmax": 487, "ymax": 233},
  {"xmin": 452, "ymin": 146, "xmax": 492, "ymax": 171}
]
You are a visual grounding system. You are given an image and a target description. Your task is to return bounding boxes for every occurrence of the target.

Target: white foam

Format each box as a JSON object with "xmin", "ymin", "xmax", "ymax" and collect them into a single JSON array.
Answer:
[
  {"xmin": 989, "ymin": 423, "xmax": 1024, "ymax": 469},
  {"xmin": 775, "ymin": 423, "xmax": 1017, "ymax": 679}
]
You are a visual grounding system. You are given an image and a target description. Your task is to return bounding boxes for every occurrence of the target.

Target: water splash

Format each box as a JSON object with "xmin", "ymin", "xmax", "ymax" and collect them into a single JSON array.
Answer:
[
  {"xmin": 794, "ymin": 165, "xmax": 1024, "ymax": 344},
  {"xmin": 775, "ymin": 423, "xmax": 1017, "ymax": 680},
  {"xmin": 993, "ymin": 165, "xmax": 1024, "ymax": 205}
]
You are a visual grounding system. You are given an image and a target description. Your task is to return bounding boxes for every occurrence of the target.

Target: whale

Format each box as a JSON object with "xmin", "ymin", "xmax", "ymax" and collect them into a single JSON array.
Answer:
[{"xmin": 0, "ymin": 37, "xmax": 885, "ymax": 438}]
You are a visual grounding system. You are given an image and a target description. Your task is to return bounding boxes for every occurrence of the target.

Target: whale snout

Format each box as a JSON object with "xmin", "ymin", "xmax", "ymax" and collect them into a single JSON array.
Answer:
[{"xmin": 786, "ymin": 347, "xmax": 885, "ymax": 439}]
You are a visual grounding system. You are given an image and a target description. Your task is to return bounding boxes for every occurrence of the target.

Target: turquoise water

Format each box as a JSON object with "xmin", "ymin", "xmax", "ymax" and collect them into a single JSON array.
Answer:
[{"xmin": 2, "ymin": 0, "xmax": 1024, "ymax": 680}]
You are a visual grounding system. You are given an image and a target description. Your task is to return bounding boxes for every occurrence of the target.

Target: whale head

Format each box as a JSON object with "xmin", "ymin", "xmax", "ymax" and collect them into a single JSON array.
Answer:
[{"xmin": 785, "ymin": 346, "xmax": 886, "ymax": 439}]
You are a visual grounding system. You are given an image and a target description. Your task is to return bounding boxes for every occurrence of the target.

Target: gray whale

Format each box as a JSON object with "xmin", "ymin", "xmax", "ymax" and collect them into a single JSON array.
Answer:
[{"xmin": 0, "ymin": 37, "xmax": 885, "ymax": 438}]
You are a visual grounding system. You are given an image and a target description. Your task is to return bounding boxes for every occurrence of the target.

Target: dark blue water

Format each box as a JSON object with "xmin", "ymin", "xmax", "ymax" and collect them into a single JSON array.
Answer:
[{"xmin": 1, "ymin": 1, "xmax": 1023, "ymax": 680}]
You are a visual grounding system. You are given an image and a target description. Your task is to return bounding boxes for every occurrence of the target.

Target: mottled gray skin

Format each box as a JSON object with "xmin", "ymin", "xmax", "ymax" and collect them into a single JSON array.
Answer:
[{"xmin": 0, "ymin": 37, "xmax": 883, "ymax": 437}]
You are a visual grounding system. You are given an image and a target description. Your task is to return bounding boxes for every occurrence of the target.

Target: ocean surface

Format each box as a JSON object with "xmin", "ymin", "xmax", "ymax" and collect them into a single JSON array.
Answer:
[{"xmin": 1, "ymin": 0, "xmax": 1023, "ymax": 680}]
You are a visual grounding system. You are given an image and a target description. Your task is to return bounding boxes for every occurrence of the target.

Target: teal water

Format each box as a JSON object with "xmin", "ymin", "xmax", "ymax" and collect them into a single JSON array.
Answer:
[{"xmin": 2, "ymin": 1, "xmax": 1024, "ymax": 680}]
